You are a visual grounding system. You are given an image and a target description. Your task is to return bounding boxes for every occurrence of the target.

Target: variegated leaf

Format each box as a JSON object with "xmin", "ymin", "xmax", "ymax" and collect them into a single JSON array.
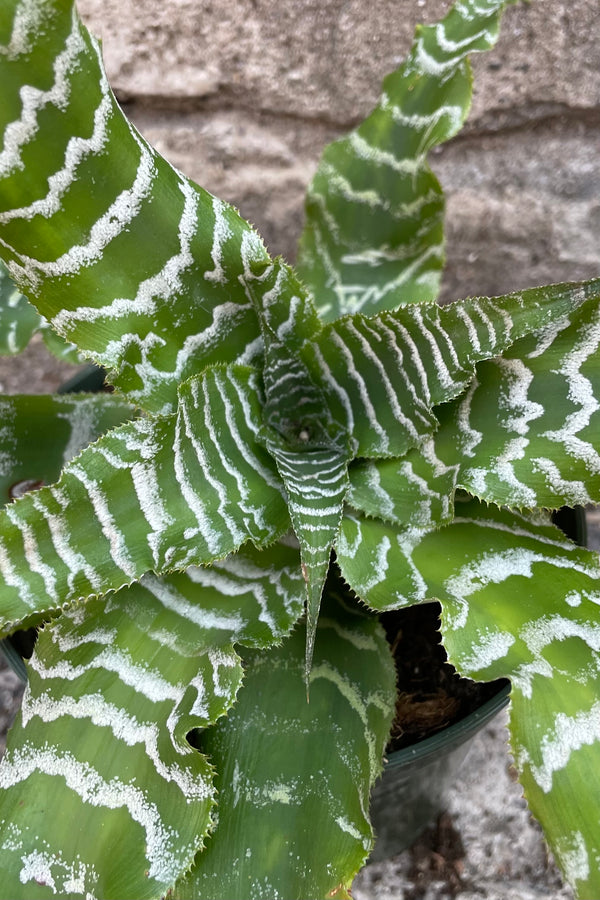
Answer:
[
  {"xmin": 0, "ymin": 392, "xmax": 137, "ymax": 504},
  {"xmin": 339, "ymin": 498, "xmax": 600, "ymax": 899},
  {"xmin": 0, "ymin": 258, "xmax": 83, "ymax": 362},
  {"xmin": 173, "ymin": 584, "xmax": 396, "ymax": 900},
  {"xmin": 430, "ymin": 502, "xmax": 600, "ymax": 900},
  {"xmin": 347, "ymin": 436, "xmax": 457, "ymax": 530},
  {"xmin": 296, "ymin": 0, "xmax": 516, "ymax": 319},
  {"xmin": 0, "ymin": 0, "xmax": 274, "ymax": 414},
  {"xmin": 304, "ymin": 281, "xmax": 600, "ymax": 459},
  {"xmin": 0, "ymin": 540, "xmax": 305, "ymax": 899},
  {"xmin": 0, "ymin": 365, "xmax": 289, "ymax": 634},
  {"xmin": 434, "ymin": 296, "xmax": 600, "ymax": 509},
  {"xmin": 0, "ymin": 258, "xmax": 40, "ymax": 355}
]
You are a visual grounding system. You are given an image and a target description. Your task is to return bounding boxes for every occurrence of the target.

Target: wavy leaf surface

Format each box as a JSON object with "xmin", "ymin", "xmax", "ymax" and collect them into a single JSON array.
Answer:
[
  {"xmin": 0, "ymin": 0, "xmax": 275, "ymax": 413},
  {"xmin": 0, "ymin": 365, "xmax": 289, "ymax": 634},
  {"xmin": 338, "ymin": 499, "xmax": 600, "ymax": 898},
  {"xmin": 0, "ymin": 540, "xmax": 305, "ymax": 900},
  {"xmin": 174, "ymin": 586, "xmax": 396, "ymax": 900},
  {"xmin": 434, "ymin": 296, "xmax": 600, "ymax": 508},
  {"xmin": 296, "ymin": 0, "xmax": 516, "ymax": 318},
  {"xmin": 305, "ymin": 281, "xmax": 600, "ymax": 458}
]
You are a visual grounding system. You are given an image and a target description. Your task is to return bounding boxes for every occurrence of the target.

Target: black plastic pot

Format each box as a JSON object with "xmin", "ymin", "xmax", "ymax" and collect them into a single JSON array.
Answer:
[{"xmin": 369, "ymin": 680, "xmax": 510, "ymax": 862}]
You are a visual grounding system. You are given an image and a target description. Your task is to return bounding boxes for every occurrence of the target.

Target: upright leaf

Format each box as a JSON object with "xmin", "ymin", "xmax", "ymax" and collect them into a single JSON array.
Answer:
[
  {"xmin": 174, "ymin": 586, "xmax": 396, "ymax": 900},
  {"xmin": 297, "ymin": 0, "xmax": 516, "ymax": 318}
]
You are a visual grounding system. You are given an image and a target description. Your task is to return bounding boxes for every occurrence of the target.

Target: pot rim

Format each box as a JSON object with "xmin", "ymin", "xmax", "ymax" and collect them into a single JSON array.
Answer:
[{"xmin": 383, "ymin": 678, "xmax": 511, "ymax": 770}]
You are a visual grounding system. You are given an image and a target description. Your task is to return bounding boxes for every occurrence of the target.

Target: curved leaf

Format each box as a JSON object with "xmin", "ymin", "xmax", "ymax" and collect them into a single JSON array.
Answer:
[
  {"xmin": 296, "ymin": 0, "xmax": 516, "ymax": 319},
  {"xmin": 173, "ymin": 586, "xmax": 396, "ymax": 900},
  {"xmin": 304, "ymin": 280, "xmax": 600, "ymax": 458},
  {"xmin": 430, "ymin": 503, "xmax": 600, "ymax": 900},
  {"xmin": 0, "ymin": 392, "xmax": 137, "ymax": 504},
  {"xmin": 0, "ymin": 365, "xmax": 289, "ymax": 635},
  {"xmin": 0, "ymin": 538, "xmax": 305, "ymax": 900},
  {"xmin": 340, "ymin": 497, "xmax": 600, "ymax": 899},
  {"xmin": 0, "ymin": 1, "xmax": 273, "ymax": 413},
  {"xmin": 434, "ymin": 296, "xmax": 600, "ymax": 508}
]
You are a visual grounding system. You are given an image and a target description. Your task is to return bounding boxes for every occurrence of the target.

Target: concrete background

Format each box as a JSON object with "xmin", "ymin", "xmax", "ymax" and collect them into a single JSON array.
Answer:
[
  {"xmin": 76, "ymin": 0, "xmax": 600, "ymax": 302},
  {"xmin": 1, "ymin": 1, "xmax": 599, "ymax": 897}
]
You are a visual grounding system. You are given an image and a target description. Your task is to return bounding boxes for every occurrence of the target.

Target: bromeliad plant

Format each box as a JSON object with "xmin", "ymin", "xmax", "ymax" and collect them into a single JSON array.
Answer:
[{"xmin": 0, "ymin": 0, "xmax": 599, "ymax": 897}]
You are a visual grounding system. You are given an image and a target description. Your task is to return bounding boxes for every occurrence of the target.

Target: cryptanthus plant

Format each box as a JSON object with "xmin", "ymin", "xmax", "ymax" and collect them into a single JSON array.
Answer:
[{"xmin": 0, "ymin": 0, "xmax": 599, "ymax": 897}]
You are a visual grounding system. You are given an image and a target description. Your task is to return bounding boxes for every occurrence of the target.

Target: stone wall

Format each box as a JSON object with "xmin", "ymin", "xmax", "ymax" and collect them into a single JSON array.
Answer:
[{"xmin": 76, "ymin": 0, "xmax": 600, "ymax": 303}]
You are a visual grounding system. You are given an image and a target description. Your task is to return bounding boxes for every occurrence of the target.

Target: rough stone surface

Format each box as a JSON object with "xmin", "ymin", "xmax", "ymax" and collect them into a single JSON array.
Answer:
[{"xmin": 74, "ymin": 0, "xmax": 600, "ymax": 294}]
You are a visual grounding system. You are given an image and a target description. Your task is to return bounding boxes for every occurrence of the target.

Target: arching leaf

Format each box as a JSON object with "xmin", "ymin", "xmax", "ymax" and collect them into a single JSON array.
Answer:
[
  {"xmin": 304, "ymin": 280, "xmax": 600, "ymax": 459},
  {"xmin": 173, "ymin": 585, "xmax": 396, "ymax": 900},
  {"xmin": 434, "ymin": 297, "xmax": 600, "ymax": 509},
  {"xmin": 296, "ymin": 0, "xmax": 516, "ymax": 319},
  {"xmin": 0, "ymin": 392, "xmax": 137, "ymax": 504},
  {"xmin": 0, "ymin": 0, "xmax": 273, "ymax": 413},
  {"xmin": 0, "ymin": 365, "xmax": 289, "ymax": 635}
]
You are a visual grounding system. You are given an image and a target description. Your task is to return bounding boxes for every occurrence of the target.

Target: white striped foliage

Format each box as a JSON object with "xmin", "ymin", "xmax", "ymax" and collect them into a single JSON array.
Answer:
[
  {"xmin": 0, "ymin": 391, "xmax": 137, "ymax": 504},
  {"xmin": 337, "ymin": 500, "xmax": 600, "ymax": 897},
  {"xmin": 432, "ymin": 295, "xmax": 600, "ymax": 509},
  {"xmin": 0, "ymin": 260, "xmax": 80, "ymax": 361},
  {"xmin": 1, "ymin": 0, "xmax": 600, "ymax": 898},
  {"xmin": 0, "ymin": 365, "xmax": 290, "ymax": 636},
  {"xmin": 172, "ymin": 583, "xmax": 396, "ymax": 900},
  {"xmin": 303, "ymin": 281, "xmax": 600, "ymax": 459},
  {"xmin": 296, "ymin": 0, "xmax": 517, "ymax": 319},
  {"xmin": 0, "ymin": 542, "xmax": 306, "ymax": 900}
]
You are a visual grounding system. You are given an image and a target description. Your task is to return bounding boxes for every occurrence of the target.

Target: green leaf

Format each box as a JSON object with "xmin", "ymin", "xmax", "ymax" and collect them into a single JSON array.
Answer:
[
  {"xmin": 0, "ymin": 365, "xmax": 289, "ymax": 635},
  {"xmin": 340, "ymin": 497, "xmax": 600, "ymax": 899},
  {"xmin": 434, "ymin": 294, "xmax": 600, "ymax": 509},
  {"xmin": 0, "ymin": 392, "xmax": 137, "ymax": 505},
  {"xmin": 266, "ymin": 439, "xmax": 350, "ymax": 680},
  {"xmin": 304, "ymin": 281, "xmax": 600, "ymax": 459},
  {"xmin": 428, "ymin": 502, "xmax": 600, "ymax": 900},
  {"xmin": 0, "ymin": 596, "xmax": 237, "ymax": 900},
  {"xmin": 0, "ymin": 258, "xmax": 41, "ymax": 355},
  {"xmin": 0, "ymin": 0, "xmax": 272, "ymax": 414},
  {"xmin": 0, "ymin": 539, "xmax": 305, "ymax": 899},
  {"xmin": 173, "ymin": 583, "xmax": 396, "ymax": 900},
  {"xmin": 296, "ymin": 0, "xmax": 516, "ymax": 319},
  {"xmin": 347, "ymin": 437, "xmax": 457, "ymax": 530}
]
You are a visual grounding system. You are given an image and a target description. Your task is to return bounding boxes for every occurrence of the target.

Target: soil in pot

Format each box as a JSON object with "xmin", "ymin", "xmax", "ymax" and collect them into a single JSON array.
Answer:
[{"xmin": 381, "ymin": 602, "xmax": 507, "ymax": 754}]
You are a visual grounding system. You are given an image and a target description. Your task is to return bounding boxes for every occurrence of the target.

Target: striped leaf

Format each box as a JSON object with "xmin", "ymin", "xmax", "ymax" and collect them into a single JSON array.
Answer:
[
  {"xmin": 0, "ymin": 0, "xmax": 274, "ymax": 414},
  {"xmin": 303, "ymin": 281, "xmax": 600, "ymax": 459},
  {"xmin": 429, "ymin": 502, "xmax": 600, "ymax": 900},
  {"xmin": 0, "ymin": 258, "xmax": 40, "ymax": 355},
  {"xmin": 0, "ymin": 540, "xmax": 305, "ymax": 900},
  {"xmin": 266, "ymin": 438, "xmax": 350, "ymax": 680},
  {"xmin": 338, "ymin": 500, "xmax": 600, "ymax": 898},
  {"xmin": 173, "ymin": 583, "xmax": 396, "ymax": 900},
  {"xmin": 0, "ymin": 260, "xmax": 82, "ymax": 362},
  {"xmin": 0, "ymin": 365, "xmax": 289, "ymax": 635},
  {"xmin": 0, "ymin": 392, "xmax": 137, "ymax": 504},
  {"xmin": 434, "ymin": 295, "xmax": 600, "ymax": 508},
  {"xmin": 296, "ymin": 0, "xmax": 516, "ymax": 319}
]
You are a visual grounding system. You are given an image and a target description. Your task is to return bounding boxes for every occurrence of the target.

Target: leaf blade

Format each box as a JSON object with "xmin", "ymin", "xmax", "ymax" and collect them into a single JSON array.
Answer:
[
  {"xmin": 296, "ymin": 0, "xmax": 516, "ymax": 318},
  {"xmin": 173, "ymin": 584, "xmax": 396, "ymax": 900}
]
